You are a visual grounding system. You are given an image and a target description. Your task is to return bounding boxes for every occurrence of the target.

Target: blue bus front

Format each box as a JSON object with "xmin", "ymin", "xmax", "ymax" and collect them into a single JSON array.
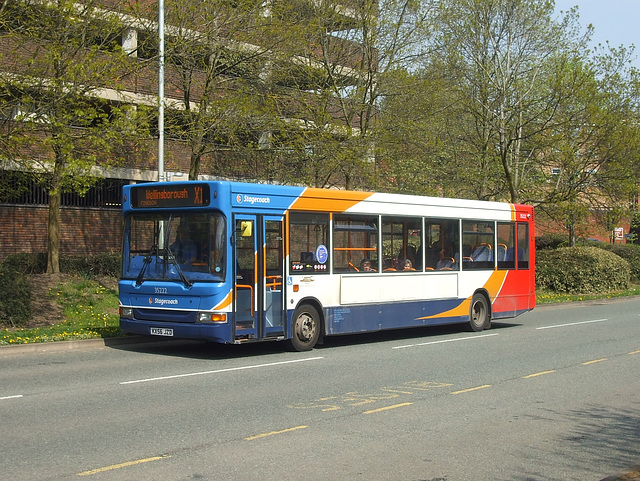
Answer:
[{"xmin": 119, "ymin": 183, "xmax": 234, "ymax": 343}]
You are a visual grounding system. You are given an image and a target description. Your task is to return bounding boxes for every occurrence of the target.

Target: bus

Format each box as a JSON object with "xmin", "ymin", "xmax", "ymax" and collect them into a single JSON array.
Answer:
[{"xmin": 119, "ymin": 181, "xmax": 535, "ymax": 351}]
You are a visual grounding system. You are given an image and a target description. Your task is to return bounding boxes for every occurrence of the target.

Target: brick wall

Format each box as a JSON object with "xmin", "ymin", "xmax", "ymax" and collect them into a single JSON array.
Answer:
[{"xmin": 0, "ymin": 205, "xmax": 122, "ymax": 261}]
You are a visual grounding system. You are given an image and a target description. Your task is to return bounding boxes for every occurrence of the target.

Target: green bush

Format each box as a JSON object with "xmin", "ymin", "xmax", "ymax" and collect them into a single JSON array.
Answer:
[
  {"xmin": 601, "ymin": 244, "xmax": 640, "ymax": 282},
  {"xmin": 536, "ymin": 246, "xmax": 630, "ymax": 293},
  {"xmin": 2, "ymin": 252, "xmax": 47, "ymax": 274},
  {"xmin": 536, "ymin": 233, "xmax": 569, "ymax": 251},
  {"xmin": 0, "ymin": 264, "xmax": 31, "ymax": 326},
  {"xmin": 1, "ymin": 252, "xmax": 121, "ymax": 277},
  {"xmin": 61, "ymin": 253, "xmax": 121, "ymax": 277}
]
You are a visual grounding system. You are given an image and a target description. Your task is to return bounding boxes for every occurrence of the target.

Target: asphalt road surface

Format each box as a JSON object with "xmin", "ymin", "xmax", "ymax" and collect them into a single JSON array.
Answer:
[{"xmin": 1, "ymin": 297, "xmax": 640, "ymax": 481}]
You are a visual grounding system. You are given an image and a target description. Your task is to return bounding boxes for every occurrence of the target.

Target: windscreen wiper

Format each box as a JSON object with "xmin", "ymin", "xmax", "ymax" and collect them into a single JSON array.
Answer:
[
  {"xmin": 165, "ymin": 245, "xmax": 193, "ymax": 289},
  {"xmin": 135, "ymin": 244, "xmax": 157, "ymax": 286}
]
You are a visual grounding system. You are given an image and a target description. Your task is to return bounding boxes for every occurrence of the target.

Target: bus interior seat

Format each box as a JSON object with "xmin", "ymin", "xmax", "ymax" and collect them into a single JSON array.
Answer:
[
  {"xmin": 497, "ymin": 244, "xmax": 507, "ymax": 261},
  {"xmin": 471, "ymin": 244, "xmax": 492, "ymax": 262},
  {"xmin": 437, "ymin": 257, "xmax": 455, "ymax": 270}
]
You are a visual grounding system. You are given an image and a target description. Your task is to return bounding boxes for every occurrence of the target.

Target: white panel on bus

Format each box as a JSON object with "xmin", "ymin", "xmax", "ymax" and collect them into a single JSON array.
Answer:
[{"xmin": 340, "ymin": 273, "xmax": 459, "ymax": 305}]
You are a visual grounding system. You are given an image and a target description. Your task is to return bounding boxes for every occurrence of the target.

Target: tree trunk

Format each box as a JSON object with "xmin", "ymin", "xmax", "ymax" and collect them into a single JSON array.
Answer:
[
  {"xmin": 568, "ymin": 223, "xmax": 576, "ymax": 247},
  {"xmin": 46, "ymin": 155, "xmax": 64, "ymax": 274}
]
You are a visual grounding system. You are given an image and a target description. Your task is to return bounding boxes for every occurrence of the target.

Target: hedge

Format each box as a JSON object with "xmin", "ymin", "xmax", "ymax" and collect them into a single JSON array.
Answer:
[
  {"xmin": 0, "ymin": 264, "xmax": 31, "ymax": 326},
  {"xmin": 536, "ymin": 233, "xmax": 570, "ymax": 251},
  {"xmin": 536, "ymin": 246, "xmax": 630, "ymax": 294},
  {"xmin": 601, "ymin": 244, "xmax": 640, "ymax": 283},
  {"xmin": 2, "ymin": 252, "xmax": 121, "ymax": 277}
]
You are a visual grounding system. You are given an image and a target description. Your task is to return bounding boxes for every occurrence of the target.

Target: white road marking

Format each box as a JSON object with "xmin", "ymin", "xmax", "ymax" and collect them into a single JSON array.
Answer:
[
  {"xmin": 392, "ymin": 333, "xmax": 498, "ymax": 349},
  {"xmin": 120, "ymin": 357, "xmax": 324, "ymax": 385},
  {"xmin": 0, "ymin": 395, "xmax": 23, "ymax": 401},
  {"xmin": 536, "ymin": 319, "xmax": 608, "ymax": 330}
]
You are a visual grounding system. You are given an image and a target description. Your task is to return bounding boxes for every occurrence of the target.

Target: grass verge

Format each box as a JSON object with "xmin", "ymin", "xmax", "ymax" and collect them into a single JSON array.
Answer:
[
  {"xmin": 0, "ymin": 277, "xmax": 121, "ymax": 346},
  {"xmin": 536, "ymin": 285, "xmax": 640, "ymax": 304}
]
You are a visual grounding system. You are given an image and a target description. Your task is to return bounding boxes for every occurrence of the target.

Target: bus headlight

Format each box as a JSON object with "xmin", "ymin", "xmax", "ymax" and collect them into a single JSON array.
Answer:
[
  {"xmin": 198, "ymin": 312, "xmax": 227, "ymax": 323},
  {"xmin": 120, "ymin": 307, "xmax": 134, "ymax": 319}
]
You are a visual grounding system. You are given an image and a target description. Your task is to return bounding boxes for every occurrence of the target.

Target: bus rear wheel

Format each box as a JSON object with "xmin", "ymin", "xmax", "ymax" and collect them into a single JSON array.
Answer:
[
  {"xmin": 288, "ymin": 304, "xmax": 321, "ymax": 351},
  {"xmin": 469, "ymin": 293, "xmax": 490, "ymax": 332}
]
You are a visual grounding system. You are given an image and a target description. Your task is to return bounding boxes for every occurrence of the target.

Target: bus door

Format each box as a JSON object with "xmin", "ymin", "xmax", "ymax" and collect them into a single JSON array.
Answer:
[{"xmin": 233, "ymin": 215, "xmax": 285, "ymax": 341}]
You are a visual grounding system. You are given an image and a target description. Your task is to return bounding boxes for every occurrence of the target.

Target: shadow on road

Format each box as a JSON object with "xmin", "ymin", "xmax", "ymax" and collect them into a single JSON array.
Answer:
[
  {"xmin": 497, "ymin": 402, "xmax": 640, "ymax": 481},
  {"xmin": 108, "ymin": 321, "xmax": 522, "ymax": 360}
]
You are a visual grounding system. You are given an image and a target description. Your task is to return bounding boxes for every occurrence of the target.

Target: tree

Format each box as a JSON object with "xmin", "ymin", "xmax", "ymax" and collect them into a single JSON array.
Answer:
[
  {"xmin": 376, "ymin": 67, "xmax": 458, "ymax": 196},
  {"xmin": 537, "ymin": 45, "xmax": 640, "ymax": 245},
  {"xmin": 431, "ymin": 0, "xmax": 586, "ymax": 203},
  {"xmin": 126, "ymin": 0, "xmax": 282, "ymax": 181},
  {"xmin": 0, "ymin": 0, "xmax": 139, "ymax": 273},
  {"xmin": 266, "ymin": 0, "xmax": 437, "ymax": 189}
]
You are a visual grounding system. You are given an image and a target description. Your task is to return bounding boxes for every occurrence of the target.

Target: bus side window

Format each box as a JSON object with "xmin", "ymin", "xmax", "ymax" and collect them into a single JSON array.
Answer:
[
  {"xmin": 517, "ymin": 223, "xmax": 529, "ymax": 269},
  {"xmin": 497, "ymin": 222, "xmax": 515, "ymax": 270},
  {"xmin": 333, "ymin": 215, "xmax": 378, "ymax": 273},
  {"xmin": 462, "ymin": 220, "xmax": 494, "ymax": 270},
  {"xmin": 425, "ymin": 218, "xmax": 459, "ymax": 271},
  {"xmin": 289, "ymin": 213, "xmax": 330, "ymax": 273},
  {"xmin": 382, "ymin": 216, "xmax": 423, "ymax": 272}
]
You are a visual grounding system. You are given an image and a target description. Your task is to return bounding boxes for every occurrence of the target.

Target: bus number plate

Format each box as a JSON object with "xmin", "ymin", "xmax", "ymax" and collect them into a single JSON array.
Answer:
[{"xmin": 150, "ymin": 327, "xmax": 173, "ymax": 337}]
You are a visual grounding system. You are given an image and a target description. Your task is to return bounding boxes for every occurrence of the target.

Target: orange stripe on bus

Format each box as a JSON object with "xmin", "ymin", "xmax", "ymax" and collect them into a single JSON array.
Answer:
[
  {"xmin": 290, "ymin": 188, "xmax": 373, "ymax": 212},
  {"xmin": 418, "ymin": 270, "xmax": 508, "ymax": 320},
  {"xmin": 213, "ymin": 290, "xmax": 233, "ymax": 310}
]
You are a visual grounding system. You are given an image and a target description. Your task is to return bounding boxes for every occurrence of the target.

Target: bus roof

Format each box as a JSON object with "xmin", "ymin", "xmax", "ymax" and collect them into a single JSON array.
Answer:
[{"xmin": 124, "ymin": 180, "xmax": 532, "ymax": 222}]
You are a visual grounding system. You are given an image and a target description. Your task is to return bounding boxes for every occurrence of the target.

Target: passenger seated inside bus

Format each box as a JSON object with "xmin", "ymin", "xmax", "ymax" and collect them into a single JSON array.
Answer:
[
  {"xmin": 170, "ymin": 225, "xmax": 197, "ymax": 265},
  {"xmin": 393, "ymin": 244, "xmax": 418, "ymax": 270},
  {"xmin": 401, "ymin": 258, "xmax": 415, "ymax": 271},
  {"xmin": 360, "ymin": 259, "xmax": 376, "ymax": 272}
]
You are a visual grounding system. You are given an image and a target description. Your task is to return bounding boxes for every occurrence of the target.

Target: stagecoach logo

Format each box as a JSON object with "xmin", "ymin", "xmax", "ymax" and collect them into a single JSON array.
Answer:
[
  {"xmin": 236, "ymin": 194, "xmax": 271, "ymax": 205},
  {"xmin": 149, "ymin": 297, "xmax": 179, "ymax": 306}
]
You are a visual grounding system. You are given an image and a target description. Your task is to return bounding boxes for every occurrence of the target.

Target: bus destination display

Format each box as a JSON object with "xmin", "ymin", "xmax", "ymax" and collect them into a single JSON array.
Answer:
[{"xmin": 131, "ymin": 184, "xmax": 210, "ymax": 208}]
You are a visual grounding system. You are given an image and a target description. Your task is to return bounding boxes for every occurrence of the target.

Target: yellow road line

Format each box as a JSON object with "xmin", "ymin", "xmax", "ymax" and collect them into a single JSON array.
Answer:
[
  {"xmin": 522, "ymin": 370, "xmax": 556, "ymax": 379},
  {"xmin": 629, "ymin": 349, "xmax": 640, "ymax": 355},
  {"xmin": 244, "ymin": 425, "xmax": 308, "ymax": 441},
  {"xmin": 362, "ymin": 402, "xmax": 413, "ymax": 414},
  {"xmin": 450, "ymin": 385, "xmax": 491, "ymax": 395},
  {"xmin": 582, "ymin": 358, "xmax": 607, "ymax": 365},
  {"xmin": 77, "ymin": 455, "xmax": 169, "ymax": 476}
]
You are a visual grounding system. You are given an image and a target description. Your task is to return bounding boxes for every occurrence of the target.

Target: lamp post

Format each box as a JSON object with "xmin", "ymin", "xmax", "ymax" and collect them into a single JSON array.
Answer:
[{"xmin": 158, "ymin": 0, "xmax": 165, "ymax": 182}]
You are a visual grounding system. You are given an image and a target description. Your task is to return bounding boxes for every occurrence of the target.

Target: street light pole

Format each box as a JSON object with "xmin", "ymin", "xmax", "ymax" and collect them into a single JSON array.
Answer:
[{"xmin": 158, "ymin": 0, "xmax": 165, "ymax": 182}]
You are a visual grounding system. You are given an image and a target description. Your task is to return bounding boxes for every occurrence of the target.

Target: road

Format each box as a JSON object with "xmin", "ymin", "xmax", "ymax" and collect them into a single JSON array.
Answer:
[{"xmin": 1, "ymin": 298, "xmax": 640, "ymax": 481}]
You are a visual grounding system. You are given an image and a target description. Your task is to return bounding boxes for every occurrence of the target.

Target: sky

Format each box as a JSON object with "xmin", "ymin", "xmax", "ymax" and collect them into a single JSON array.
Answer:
[{"xmin": 554, "ymin": 0, "xmax": 640, "ymax": 65}]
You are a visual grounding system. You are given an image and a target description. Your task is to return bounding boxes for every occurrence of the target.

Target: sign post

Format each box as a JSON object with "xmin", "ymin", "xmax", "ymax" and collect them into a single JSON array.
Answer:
[{"xmin": 614, "ymin": 227, "xmax": 624, "ymax": 243}]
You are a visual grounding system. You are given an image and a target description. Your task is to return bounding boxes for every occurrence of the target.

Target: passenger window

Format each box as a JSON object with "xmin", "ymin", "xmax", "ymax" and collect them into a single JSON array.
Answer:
[
  {"xmin": 333, "ymin": 215, "xmax": 378, "ymax": 272},
  {"xmin": 382, "ymin": 217, "xmax": 424, "ymax": 272},
  {"xmin": 424, "ymin": 219, "xmax": 460, "ymax": 271},
  {"xmin": 497, "ymin": 222, "xmax": 516, "ymax": 270},
  {"xmin": 289, "ymin": 213, "xmax": 330, "ymax": 274},
  {"xmin": 462, "ymin": 221, "xmax": 495, "ymax": 269},
  {"xmin": 517, "ymin": 223, "xmax": 530, "ymax": 269}
]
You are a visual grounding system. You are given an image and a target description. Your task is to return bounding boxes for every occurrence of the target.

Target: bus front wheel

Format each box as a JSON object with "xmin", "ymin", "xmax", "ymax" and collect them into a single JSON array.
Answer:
[
  {"xmin": 288, "ymin": 304, "xmax": 321, "ymax": 351},
  {"xmin": 469, "ymin": 293, "xmax": 490, "ymax": 332}
]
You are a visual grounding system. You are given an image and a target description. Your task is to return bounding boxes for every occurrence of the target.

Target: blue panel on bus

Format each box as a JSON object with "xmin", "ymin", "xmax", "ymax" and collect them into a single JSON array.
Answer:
[
  {"xmin": 291, "ymin": 299, "xmax": 470, "ymax": 337},
  {"xmin": 229, "ymin": 183, "xmax": 305, "ymax": 212}
]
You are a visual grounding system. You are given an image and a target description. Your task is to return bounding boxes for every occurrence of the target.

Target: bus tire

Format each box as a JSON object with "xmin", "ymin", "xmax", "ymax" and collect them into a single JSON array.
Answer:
[
  {"xmin": 288, "ymin": 304, "xmax": 321, "ymax": 351},
  {"xmin": 469, "ymin": 293, "xmax": 490, "ymax": 332}
]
